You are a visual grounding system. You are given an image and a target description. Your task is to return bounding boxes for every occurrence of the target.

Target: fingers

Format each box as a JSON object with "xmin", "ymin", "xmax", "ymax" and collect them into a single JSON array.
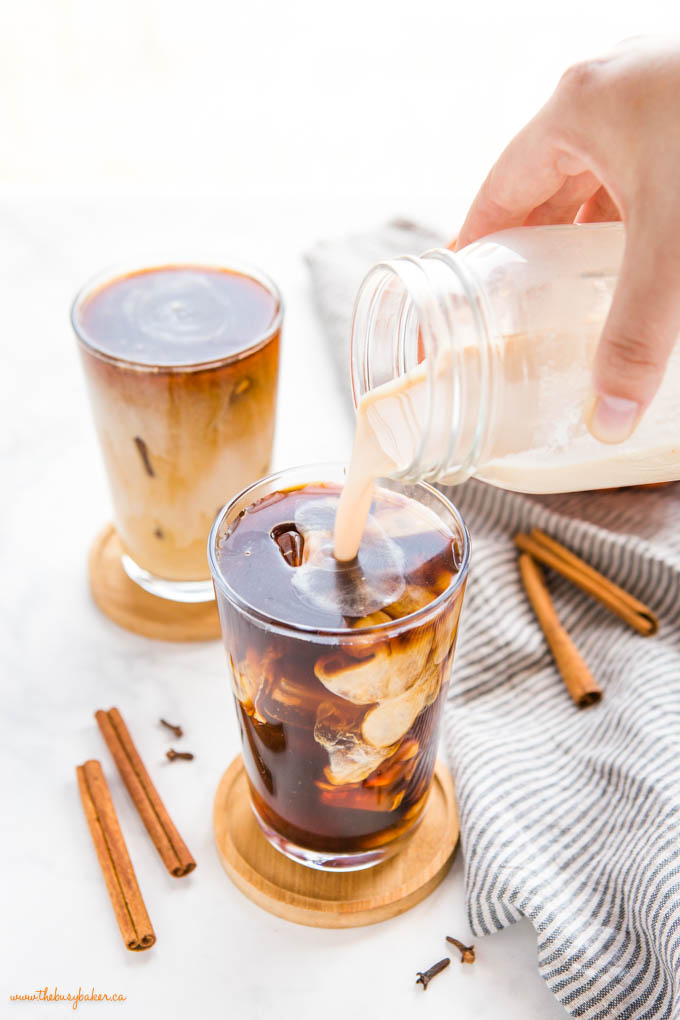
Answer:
[
  {"xmin": 456, "ymin": 107, "xmax": 583, "ymax": 248},
  {"xmin": 589, "ymin": 214, "xmax": 680, "ymax": 442},
  {"xmin": 456, "ymin": 55, "xmax": 624, "ymax": 249},
  {"xmin": 524, "ymin": 171, "xmax": 600, "ymax": 226},
  {"xmin": 576, "ymin": 186, "xmax": 622, "ymax": 224}
]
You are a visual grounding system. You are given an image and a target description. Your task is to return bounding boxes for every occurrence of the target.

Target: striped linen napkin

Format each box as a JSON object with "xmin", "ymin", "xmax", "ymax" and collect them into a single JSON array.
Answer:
[{"xmin": 306, "ymin": 223, "xmax": 680, "ymax": 1020}]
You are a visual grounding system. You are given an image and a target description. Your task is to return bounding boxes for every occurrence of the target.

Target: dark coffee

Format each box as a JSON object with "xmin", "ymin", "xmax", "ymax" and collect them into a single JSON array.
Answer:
[
  {"xmin": 76, "ymin": 265, "xmax": 279, "ymax": 366},
  {"xmin": 215, "ymin": 482, "xmax": 464, "ymax": 858}
]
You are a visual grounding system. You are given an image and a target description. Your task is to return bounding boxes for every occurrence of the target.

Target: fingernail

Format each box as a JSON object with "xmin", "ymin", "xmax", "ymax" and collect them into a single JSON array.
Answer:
[{"xmin": 589, "ymin": 394, "xmax": 640, "ymax": 444}]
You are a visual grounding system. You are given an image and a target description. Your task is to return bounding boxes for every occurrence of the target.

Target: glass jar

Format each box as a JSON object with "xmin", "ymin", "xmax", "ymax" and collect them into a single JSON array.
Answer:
[{"xmin": 350, "ymin": 223, "xmax": 680, "ymax": 493}]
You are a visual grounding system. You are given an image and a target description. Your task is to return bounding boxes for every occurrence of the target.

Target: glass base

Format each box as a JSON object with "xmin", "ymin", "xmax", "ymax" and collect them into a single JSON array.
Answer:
[
  {"xmin": 251, "ymin": 802, "xmax": 404, "ymax": 872},
  {"xmin": 121, "ymin": 554, "xmax": 215, "ymax": 604}
]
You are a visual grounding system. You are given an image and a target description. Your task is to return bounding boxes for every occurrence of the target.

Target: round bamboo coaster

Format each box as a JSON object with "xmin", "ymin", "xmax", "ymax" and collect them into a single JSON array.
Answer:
[
  {"xmin": 213, "ymin": 755, "xmax": 459, "ymax": 928},
  {"xmin": 88, "ymin": 524, "xmax": 221, "ymax": 642}
]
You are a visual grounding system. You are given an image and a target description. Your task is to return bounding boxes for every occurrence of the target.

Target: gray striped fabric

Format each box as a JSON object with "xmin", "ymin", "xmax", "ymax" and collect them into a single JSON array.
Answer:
[
  {"xmin": 444, "ymin": 480, "xmax": 680, "ymax": 1020},
  {"xmin": 306, "ymin": 223, "xmax": 680, "ymax": 1020}
]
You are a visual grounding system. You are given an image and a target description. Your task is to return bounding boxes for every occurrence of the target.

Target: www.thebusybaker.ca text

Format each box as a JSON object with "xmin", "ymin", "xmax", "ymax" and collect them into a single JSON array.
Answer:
[{"xmin": 9, "ymin": 986, "xmax": 127, "ymax": 1010}]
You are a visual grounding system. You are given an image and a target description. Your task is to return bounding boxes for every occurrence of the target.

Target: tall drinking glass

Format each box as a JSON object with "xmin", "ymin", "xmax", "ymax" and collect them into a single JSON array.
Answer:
[
  {"xmin": 209, "ymin": 463, "xmax": 469, "ymax": 870},
  {"xmin": 72, "ymin": 260, "xmax": 282, "ymax": 602}
]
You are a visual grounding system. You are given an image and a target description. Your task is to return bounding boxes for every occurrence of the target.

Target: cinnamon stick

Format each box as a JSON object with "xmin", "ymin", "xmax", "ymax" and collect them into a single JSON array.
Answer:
[
  {"xmin": 76, "ymin": 760, "xmax": 156, "ymax": 951},
  {"xmin": 518, "ymin": 553, "xmax": 602, "ymax": 708},
  {"xmin": 514, "ymin": 529, "xmax": 658, "ymax": 637},
  {"xmin": 95, "ymin": 708, "xmax": 196, "ymax": 877}
]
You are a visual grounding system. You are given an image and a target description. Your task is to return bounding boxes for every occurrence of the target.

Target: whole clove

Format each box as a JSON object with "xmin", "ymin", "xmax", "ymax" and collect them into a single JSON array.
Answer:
[
  {"xmin": 166, "ymin": 749, "xmax": 194, "ymax": 762},
  {"xmin": 446, "ymin": 936, "xmax": 476, "ymax": 964},
  {"xmin": 133, "ymin": 436, "xmax": 155, "ymax": 477},
  {"xmin": 230, "ymin": 377, "xmax": 252, "ymax": 402},
  {"xmin": 160, "ymin": 718, "xmax": 183, "ymax": 738},
  {"xmin": 416, "ymin": 958, "xmax": 450, "ymax": 990}
]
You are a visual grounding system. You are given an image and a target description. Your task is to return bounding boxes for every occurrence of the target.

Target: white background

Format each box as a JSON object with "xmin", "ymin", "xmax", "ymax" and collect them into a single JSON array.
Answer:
[
  {"xmin": 2, "ymin": 2, "xmax": 680, "ymax": 1018},
  {"xmin": 2, "ymin": 0, "xmax": 679, "ymax": 222}
]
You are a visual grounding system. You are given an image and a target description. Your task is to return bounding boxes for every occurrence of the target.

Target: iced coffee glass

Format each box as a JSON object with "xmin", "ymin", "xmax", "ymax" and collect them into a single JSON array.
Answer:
[
  {"xmin": 208, "ymin": 463, "xmax": 469, "ymax": 871},
  {"xmin": 72, "ymin": 261, "xmax": 282, "ymax": 602}
]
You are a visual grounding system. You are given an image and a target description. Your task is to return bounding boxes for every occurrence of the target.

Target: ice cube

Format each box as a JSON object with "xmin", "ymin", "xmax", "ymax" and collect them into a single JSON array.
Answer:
[
  {"xmin": 431, "ymin": 568, "xmax": 456, "ymax": 595},
  {"xmin": 314, "ymin": 701, "xmax": 392, "ymax": 785},
  {"xmin": 294, "ymin": 497, "xmax": 338, "ymax": 536},
  {"xmin": 292, "ymin": 494, "xmax": 407, "ymax": 619},
  {"xmin": 432, "ymin": 593, "xmax": 464, "ymax": 664},
  {"xmin": 231, "ymin": 647, "xmax": 279, "ymax": 717},
  {"xmin": 382, "ymin": 584, "xmax": 433, "ymax": 619},
  {"xmin": 315, "ymin": 780, "xmax": 407, "ymax": 813},
  {"xmin": 315, "ymin": 647, "xmax": 391, "ymax": 704},
  {"xmin": 292, "ymin": 547, "xmax": 405, "ymax": 619},
  {"xmin": 394, "ymin": 628, "xmax": 434, "ymax": 681},
  {"xmin": 363, "ymin": 738, "xmax": 419, "ymax": 789},
  {"xmin": 315, "ymin": 627, "xmax": 432, "ymax": 705},
  {"xmin": 423, "ymin": 660, "xmax": 443, "ymax": 707},
  {"xmin": 299, "ymin": 528, "xmax": 332, "ymax": 567},
  {"xmin": 361, "ymin": 661, "xmax": 441, "ymax": 748},
  {"xmin": 374, "ymin": 500, "xmax": 443, "ymax": 540},
  {"xmin": 255, "ymin": 670, "xmax": 321, "ymax": 728},
  {"xmin": 352, "ymin": 611, "xmax": 392, "ymax": 628},
  {"xmin": 345, "ymin": 612, "xmax": 392, "ymax": 660}
]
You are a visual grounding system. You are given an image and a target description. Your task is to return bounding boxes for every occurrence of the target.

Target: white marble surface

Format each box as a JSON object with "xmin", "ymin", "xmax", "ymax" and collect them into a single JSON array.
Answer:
[
  {"xmin": 0, "ymin": 199, "xmax": 569, "ymax": 1018},
  {"xmin": 5, "ymin": 5, "xmax": 680, "ymax": 1011}
]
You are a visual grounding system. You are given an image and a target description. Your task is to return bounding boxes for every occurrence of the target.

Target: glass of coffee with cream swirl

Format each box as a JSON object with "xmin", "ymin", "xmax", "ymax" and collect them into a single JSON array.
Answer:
[
  {"xmin": 72, "ymin": 260, "xmax": 282, "ymax": 602},
  {"xmin": 209, "ymin": 463, "xmax": 469, "ymax": 871}
]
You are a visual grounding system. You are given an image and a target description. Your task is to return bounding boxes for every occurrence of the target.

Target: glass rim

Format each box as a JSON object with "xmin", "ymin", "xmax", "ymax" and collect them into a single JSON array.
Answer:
[
  {"xmin": 207, "ymin": 460, "xmax": 470, "ymax": 639},
  {"xmin": 70, "ymin": 256, "xmax": 284, "ymax": 372}
]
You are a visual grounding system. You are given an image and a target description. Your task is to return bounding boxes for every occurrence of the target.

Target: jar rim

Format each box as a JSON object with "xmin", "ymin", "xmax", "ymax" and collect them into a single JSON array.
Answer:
[{"xmin": 349, "ymin": 249, "xmax": 493, "ymax": 486}]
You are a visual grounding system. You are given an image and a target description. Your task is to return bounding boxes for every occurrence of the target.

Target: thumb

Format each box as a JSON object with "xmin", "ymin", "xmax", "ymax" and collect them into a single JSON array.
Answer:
[{"xmin": 589, "ymin": 221, "xmax": 680, "ymax": 444}]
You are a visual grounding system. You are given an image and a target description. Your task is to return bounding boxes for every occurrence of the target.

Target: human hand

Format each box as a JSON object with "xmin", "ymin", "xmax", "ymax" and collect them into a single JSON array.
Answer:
[{"xmin": 456, "ymin": 38, "xmax": 680, "ymax": 443}]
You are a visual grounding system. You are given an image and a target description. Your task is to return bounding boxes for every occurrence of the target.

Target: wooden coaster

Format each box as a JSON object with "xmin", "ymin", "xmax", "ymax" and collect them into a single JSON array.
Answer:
[
  {"xmin": 213, "ymin": 755, "xmax": 459, "ymax": 928},
  {"xmin": 88, "ymin": 524, "xmax": 221, "ymax": 642}
]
